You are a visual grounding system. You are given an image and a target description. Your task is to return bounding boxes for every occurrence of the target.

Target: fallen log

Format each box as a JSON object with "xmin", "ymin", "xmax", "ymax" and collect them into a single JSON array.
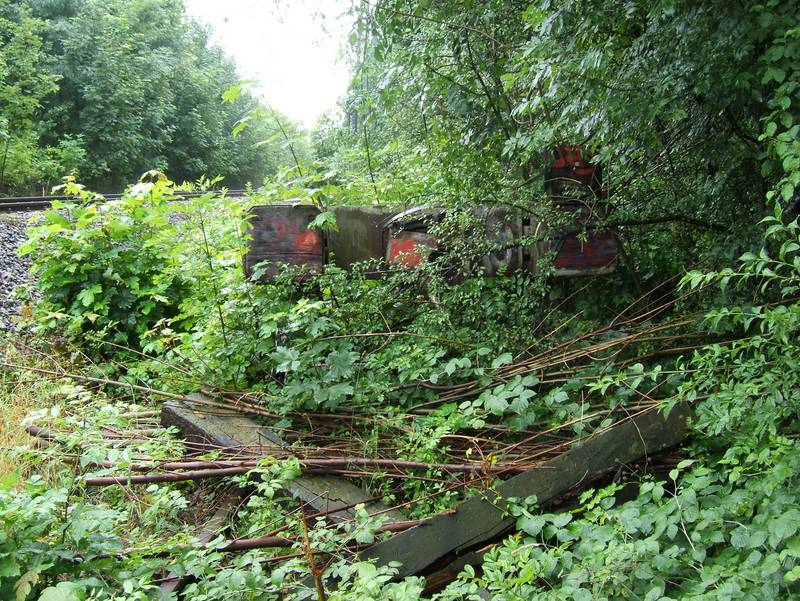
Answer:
[{"xmin": 357, "ymin": 404, "xmax": 689, "ymax": 579}]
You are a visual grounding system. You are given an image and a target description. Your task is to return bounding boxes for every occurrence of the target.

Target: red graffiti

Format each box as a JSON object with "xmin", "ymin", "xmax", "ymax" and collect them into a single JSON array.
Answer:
[
  {"xmin": 387, "ymin": 234, "xmax": 436, "ymax": 267},
  {"xmin": 265, "ymin": 217, "xmax": 288, "ymax": 241},
  {"xmin": 295, "ymin": 229, "xmax": 322, "ymax": 253}
]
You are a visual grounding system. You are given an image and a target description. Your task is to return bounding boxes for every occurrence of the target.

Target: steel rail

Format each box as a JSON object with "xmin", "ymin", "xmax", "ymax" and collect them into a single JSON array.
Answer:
[{"xmin": 0, "ymin": 190, "xmax": 249, "ymax": 213}]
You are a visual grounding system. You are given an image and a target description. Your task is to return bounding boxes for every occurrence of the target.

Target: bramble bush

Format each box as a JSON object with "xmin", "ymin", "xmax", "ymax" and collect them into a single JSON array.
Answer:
[
  {"xmin": 20, "ymin": 176, "xmax": 188, "ymax": 350},
  {"xmin": 20, "ymin": 175, "xmax": 249, "ymax": 357}
]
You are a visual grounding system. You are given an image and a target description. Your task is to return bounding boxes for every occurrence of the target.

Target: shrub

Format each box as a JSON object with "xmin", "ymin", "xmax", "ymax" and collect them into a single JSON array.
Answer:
[{"xmin": 20, "ymin": 177, "xmax": 188, "ymax": 350}]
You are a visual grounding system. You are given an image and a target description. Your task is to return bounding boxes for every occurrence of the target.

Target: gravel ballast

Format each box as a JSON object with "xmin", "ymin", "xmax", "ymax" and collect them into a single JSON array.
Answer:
[{"xmin": 0, "ymin": 212, "xmax": 37, "ymax": 331}]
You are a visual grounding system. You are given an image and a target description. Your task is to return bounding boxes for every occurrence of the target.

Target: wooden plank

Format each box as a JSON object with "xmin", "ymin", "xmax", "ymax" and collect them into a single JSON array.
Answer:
[
  {"xmin": 358, "ymin": 405, "xmax": 689, "ymax": 579},
  {"xmin": 161, "ymin": 395, "xmax": 405, "ymax": 523}
]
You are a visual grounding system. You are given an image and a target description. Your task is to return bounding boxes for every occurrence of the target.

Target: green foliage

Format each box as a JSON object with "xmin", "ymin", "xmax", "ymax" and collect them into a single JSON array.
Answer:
[
  {"xmin": 0, "ymin": 0, "xmax": 61, "ymax": 193},
  {"xmin": 676, "ymin": 210, "xmax": 800, "ymax": 450},
  {"xmin": 441, "ymin": 443, "xmax": 800, "ymax": 599},
  {"xmin": 435, "ymin": 209, "xmax": 800, "ymax": 600},
  {"xmin": 15, "ymin": 166, "xmax": 790, "ymax": 599},
  {"xmin": 0, "ymin": 0, "xmax": 305, "ymax": 194},
  {"xmin": 0, "ymin": 365, "xmax": 201, "ymax": 600},
  {"xmin": 316, "ymin": 0, "xmax": 800, "ymax": 290},
  {"xmin": 19, "ymin": 175, "xmax": 253, "ymax": 358},
  {"xmin": 9, "ymin": 0, "xmax": 800, "ymax": 598},
  {"xmin": 327, "ymin": 562, "xmax": 426, "ymax": 600},
  {"xmin": 20, "ymin": 176, "xmax": 188, "ymax": 348}
]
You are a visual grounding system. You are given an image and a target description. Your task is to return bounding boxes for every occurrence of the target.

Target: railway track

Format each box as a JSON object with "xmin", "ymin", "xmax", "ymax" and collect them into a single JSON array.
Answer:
[{"xmin": 0, "ymin": 190, "xmax": 249, "ymax": 213}]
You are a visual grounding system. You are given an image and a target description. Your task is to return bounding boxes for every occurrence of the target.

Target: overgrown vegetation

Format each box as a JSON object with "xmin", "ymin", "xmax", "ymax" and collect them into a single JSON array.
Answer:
[{"xmin": 2, "ymin": 0, "xmax": 800, "ymax": 599}]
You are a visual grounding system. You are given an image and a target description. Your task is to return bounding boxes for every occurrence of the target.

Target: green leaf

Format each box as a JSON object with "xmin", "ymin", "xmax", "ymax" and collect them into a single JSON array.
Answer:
[
  {"xmin": 231, "ymin": 116, "xmax": 251, "ymax": 138},
  {"xmin": 785, "ymin": 565, "xmax": 800, "ymax": 583},
  {"xmin": 762, "ymin": 66, "xmax": 786, "ymax": 84},
  {"xmin": 484, "ymin": 394, "xmax": 509, "ymax": 415},
  {"xmin": 38, "ymin": 582, "xmax": 84, "ymax": 601},
  {"xmin": 308, "ymin": 211, "xmax": 338, "ymax": 233},
  {"xmin": 222, "ymin": 84, "xmax": 242, "ymax": 104},
  {"xmin": 550, "ymin": 512, "xmax": 572, "ymax": 528},
  {"xmin": 769, "ymin": 510, "xmax": 800, "ymax": 540},
  {"xmin": 730, "ymin": 527, "xmax": 750, "ymax": 548},
  {"xmin": 14, "ymin": 568, "xmax": 41, "ymax": 601},
  {"xmin": 76, "ymin": 283, "xmax": 102, "ymax": 308},
  {"xmin": 644, "ymin": 585, "xmax": 664, "ymax": 601},
  {"xmin": 518, "ymin": 515, "xmax": 545, "ymax": 536},
  {"xmin": 781, "ymin": 182, "xmax": 795, "ymax": 202},
  {"xmin": 765, "ymin": 121, "xmax": 778, "ymax": 137},
  {"xmin": 326, "ymin": 382, "xmax": 354, "ymax": 400},
  {"xmin": 491, "ymin": 353, "xmax": 513, "ymax": 369}
]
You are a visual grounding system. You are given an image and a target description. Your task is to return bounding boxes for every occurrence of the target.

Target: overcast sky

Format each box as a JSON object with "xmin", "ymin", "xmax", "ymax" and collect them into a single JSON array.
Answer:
[{"xmin": 185, "ymin": 0, "xmax": 354, "ymax": 128}]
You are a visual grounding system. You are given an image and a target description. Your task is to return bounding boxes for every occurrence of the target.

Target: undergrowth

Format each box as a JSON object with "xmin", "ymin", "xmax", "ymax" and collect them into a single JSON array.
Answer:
[{"xmin": 1, "ymin": 173, "xmax": 799, "ymax": 599}]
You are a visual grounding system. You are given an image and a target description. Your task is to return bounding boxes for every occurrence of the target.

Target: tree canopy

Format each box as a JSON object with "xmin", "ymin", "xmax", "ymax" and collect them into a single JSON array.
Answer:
[
  {"xmin": 317, "ymin": 0, "xmax": 799, "ymax": 285},
  {"xmin": 0, "ymin": 0, "xmax": 305, "ymax": 194}
]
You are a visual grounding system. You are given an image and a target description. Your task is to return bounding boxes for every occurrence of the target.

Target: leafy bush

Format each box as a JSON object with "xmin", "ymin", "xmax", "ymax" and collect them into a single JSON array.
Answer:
[
  {"xmin": 20, "ymin": 177, "xmax": 188, "ymax": 349},
  {"xmin": 440, "ymin": 443, "xmax": 800, "ymax": 600}
]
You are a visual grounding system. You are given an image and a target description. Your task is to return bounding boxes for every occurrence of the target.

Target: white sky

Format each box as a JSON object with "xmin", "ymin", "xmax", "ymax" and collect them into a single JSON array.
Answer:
[{"xmin": 185, "ymin": 0, "xmax": 354, "ymax": 128}]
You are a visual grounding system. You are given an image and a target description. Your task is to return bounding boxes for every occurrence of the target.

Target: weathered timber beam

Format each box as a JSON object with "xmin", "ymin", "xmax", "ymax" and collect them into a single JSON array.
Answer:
[
  {"xmin": 358, "ymin": 405, "xmax": 689, "ymax": 579},
  {"xmin": 161, "ymin": 395, "xmax": 405, "ymax": 523}
]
